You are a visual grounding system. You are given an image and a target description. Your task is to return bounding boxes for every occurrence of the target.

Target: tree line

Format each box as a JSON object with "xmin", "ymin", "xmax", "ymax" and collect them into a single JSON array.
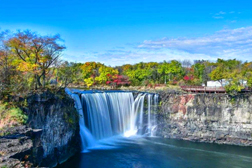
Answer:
[{"xmin": 1, "ymin": 30, "xmax": 252, "ymax": 98}]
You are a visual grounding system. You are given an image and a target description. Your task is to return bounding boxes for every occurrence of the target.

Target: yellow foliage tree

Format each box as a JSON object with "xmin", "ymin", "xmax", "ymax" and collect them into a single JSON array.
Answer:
[{"xmin": 6, "ymin": 30, "xmax": 65, "ymax": 89}]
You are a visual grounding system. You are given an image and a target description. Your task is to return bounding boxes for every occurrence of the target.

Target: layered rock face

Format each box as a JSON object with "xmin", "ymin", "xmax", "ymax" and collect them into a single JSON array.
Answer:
[
  {"xmin": 0, "ymin": 91, "xmax": 80, "ymax": 168},
  {"xmin": 157, "ymin": 92, "xmax": 252, "ymax": 146},
  {"xmin": 25, "ymin": 91, "xmax": 80, "ymax": 167},
  {"xmin": 0, "ymin": 126, "xmax": 33, "ymax": 168}
]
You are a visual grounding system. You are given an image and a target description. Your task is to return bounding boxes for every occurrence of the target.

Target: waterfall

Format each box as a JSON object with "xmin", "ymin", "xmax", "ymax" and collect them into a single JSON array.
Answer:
[
  {"xmin": 152, "ymin": 94, "xmax": 159, "ymax": 136},
  {"xmin": 66, "ymin": 89, "xmax": 159, "ymax": 151},
  {"xmin": 65, "ymin": 89, "xmax": 97, "ymax": 152}
]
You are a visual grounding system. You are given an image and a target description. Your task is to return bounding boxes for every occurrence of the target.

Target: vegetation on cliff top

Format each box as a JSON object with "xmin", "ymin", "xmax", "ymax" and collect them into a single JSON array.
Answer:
[{"xmin": 1, "ymin": 30, "xmax": 252, "ymax": 99}]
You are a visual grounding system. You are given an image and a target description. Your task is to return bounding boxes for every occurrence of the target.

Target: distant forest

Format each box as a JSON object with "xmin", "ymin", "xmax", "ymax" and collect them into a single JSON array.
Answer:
[{"xmin": 1, "ymin": 30, "xmax": 252, "ymax": 98}]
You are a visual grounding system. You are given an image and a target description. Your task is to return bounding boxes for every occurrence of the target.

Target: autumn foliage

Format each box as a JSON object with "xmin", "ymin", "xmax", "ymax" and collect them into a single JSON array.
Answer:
[
  {"xmin": 1, "ymin": 30, "xmax": 252, "ymax": 97},
  {"xmin": 106, "ymin": 74, "xmax": 131, "ymax": 87}
]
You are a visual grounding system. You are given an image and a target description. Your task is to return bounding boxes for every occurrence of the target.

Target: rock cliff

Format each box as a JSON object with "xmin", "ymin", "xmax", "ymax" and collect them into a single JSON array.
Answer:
[
  {"xmin": 25, "ymin": 90, "xmax": 80, "ymax": 167},
  {"xmin": 157, "ymin": 92, "xmax": 252, "ymax": 146},
  {"xmin": 0, "ymin": 90, "xmax": 80, "ymax": 168}
]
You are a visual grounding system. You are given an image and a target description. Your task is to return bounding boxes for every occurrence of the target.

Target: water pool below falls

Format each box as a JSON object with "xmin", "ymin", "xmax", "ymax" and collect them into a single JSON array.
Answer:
[{"xmin": 63, "ymin": 89, "xmax": 252, "ymax": 168}]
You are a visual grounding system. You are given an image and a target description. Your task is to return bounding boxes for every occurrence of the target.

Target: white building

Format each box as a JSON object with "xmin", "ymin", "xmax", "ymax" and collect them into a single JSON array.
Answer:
[
  {"xmin": 203, "ymin": 81, "xmax": 222, "ymax": 87},
  {"xmin": 202, "ymin": 79, "xmax": 247, "ymax": 87}
]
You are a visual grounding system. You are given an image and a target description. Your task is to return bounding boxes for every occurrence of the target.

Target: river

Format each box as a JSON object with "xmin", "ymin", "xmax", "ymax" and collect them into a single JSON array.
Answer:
[{"xmin": 57, "ymin": 136, "xmax": 252, "ymax": 168}]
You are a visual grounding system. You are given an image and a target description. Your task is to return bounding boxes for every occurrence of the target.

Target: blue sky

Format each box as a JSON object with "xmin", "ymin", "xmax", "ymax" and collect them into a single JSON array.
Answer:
[{"xmin": 1, "ymin": 0, "xmax": 252, "ymax": 66}]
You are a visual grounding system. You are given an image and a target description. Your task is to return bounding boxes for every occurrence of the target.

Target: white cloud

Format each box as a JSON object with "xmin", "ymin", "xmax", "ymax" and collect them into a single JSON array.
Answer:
[
  {"xmin": 63, "ymin": 49, "xmax": 218, "ymax": 66},
  {"xmin": 212, "ymin": 11, "xmax": 239, "ymax": 19},
  {"xmin": 215, "ymin": 11, "xmax": 226, "ymax": 15},
  {"xmin": 213, "ymin": 16, "xmax": 224, "ymax": 19},
  {"xmin": 64, "ymin": 26, "xmax": 252, "ymax": 66},
  {"xmin": 137, "ymin": 26, "xmax": 252, "ymax": 61}
]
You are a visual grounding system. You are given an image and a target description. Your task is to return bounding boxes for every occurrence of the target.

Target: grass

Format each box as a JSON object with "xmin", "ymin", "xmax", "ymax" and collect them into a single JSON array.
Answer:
[{"xmin": 0, "ymin": 102, "xmax": 28, "ymax": 130}]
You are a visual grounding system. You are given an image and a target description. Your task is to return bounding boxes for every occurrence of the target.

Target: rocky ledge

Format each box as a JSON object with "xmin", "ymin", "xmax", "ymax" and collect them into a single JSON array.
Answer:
[{"xmin": 0, "ymin": 126, "xmax": 37, "ymax": 168}]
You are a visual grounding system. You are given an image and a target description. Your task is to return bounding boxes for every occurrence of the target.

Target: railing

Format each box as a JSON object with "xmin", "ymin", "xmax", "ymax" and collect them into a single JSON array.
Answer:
[{"xmin": 181, "ymin": 86, "xmax": 226, "ymax": 93}]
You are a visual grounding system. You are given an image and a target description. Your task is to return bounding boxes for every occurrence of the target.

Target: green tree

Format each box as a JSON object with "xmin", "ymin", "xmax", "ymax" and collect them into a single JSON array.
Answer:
[
  {"xmin": 224, "ymin": 69, "xmax": 245, "ymax": 93},
  {"xmin": 122, "ymin": 62, "xmax": 157, "ymax": 86},
  {"xmin": 157, "ymin": 60, "xmax": 184, "ymax": 84},
  {"xmin": 210, "ymin": 59, "xmax": 241, "ymax": 86},
  {"xmin": 57, "ymin": 61, "xmax": 77, "ymax": 88}
]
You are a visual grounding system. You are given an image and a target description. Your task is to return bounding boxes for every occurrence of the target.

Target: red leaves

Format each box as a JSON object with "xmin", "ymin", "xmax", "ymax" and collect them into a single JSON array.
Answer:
[
  {"xmin": 184, "ymin": 75, "xmax": 194, "ymax": 81},
  {"xmin": 105, "ymin": 74, "xmax": 130, "ymax": 87},
  {"xmin": 184, "ymin": 76, "xmax": 190, "ymax": 81},
  {"xmin": 113, "ymin": 79, "xmax": 119, "ymax": 83}
]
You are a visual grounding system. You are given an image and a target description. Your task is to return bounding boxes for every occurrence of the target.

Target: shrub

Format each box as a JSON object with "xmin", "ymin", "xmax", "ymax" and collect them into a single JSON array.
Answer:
[
  {"xmin": 9, "ymin": 107, "xmax": 28, "ymax": 124},
  {"xmin": 0, "ymin": 102, "xmax": 28, "ymax": 129}
]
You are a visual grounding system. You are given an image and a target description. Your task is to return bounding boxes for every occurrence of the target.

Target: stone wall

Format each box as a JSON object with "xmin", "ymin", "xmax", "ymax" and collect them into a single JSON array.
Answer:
[{"xmin": 157, "ymin": 92, "xmax": 252, "ymax": 146}]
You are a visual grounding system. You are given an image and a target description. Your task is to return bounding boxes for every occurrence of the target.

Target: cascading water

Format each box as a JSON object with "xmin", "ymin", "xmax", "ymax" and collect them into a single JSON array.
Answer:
[
  {"xmin": 66, "ymin": 89, "xmax": 159, "ymax": 152},
  {"xmin": 65, "ymin": 89, "xmax": 97, "ymax": 152},
  {"xmin": 150, "ymin": 94, "xmax": 159, "ymax": 136}
]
